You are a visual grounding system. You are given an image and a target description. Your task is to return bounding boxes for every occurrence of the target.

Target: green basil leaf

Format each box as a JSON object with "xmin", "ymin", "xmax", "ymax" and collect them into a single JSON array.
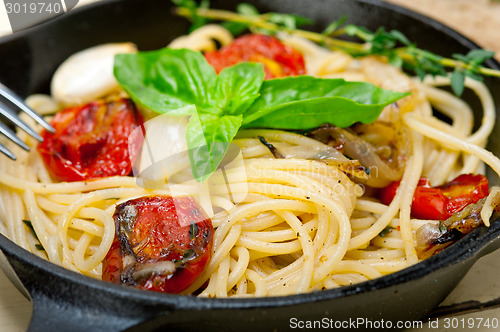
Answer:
[
  {"xmin": 115, "ymin": 48, "xmax": 409, "ymax": 182},
  {"xmin": 115, "ymin": 49, "xmax": 265, "ymax": 182},
  {"xmin": 212, "ymin": 62, "xmax": 265, "ymax": 116},
  {"xmin": 243, "ymin": 97, "xmax": 391, "ymax": 129},
  {"xmin": 243, "ymin": 76, "xmax": 409, "ymax": 129},
  {"xmin": 114, "ymin": 48, "xmax": 217, "ymax": 115},
  {"xmin": 186, "ymin": 113, "xmax": 243, "ymax": 182}
]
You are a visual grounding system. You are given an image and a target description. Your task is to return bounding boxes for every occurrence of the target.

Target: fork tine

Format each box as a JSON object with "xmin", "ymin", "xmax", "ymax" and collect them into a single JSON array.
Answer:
[
  {"xmin": 0, "ymin": 101, "xmax": 44, "ymax": 142},
  {"xmin": 0, "ymin": 82, "xmax": 55, "ymax": 133},
  {"xmin": 0, "ymin": 141, "xmax": 16, "ymax": 160},
  {"xmin": 0, "ymin": 121, "xmax": 30, "ymax": 151}
]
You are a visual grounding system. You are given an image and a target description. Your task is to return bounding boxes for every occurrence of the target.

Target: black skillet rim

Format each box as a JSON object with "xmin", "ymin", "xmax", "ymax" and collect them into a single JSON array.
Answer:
[{"xmin": 0, "ymin": 0, "xmax": 500, "ymax": 312}]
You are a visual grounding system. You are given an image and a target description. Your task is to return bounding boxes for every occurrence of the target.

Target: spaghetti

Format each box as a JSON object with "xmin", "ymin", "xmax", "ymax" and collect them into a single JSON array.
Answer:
[{"xmin": 0, "ymin": 24, "xmax": 499, "ymax": 297}]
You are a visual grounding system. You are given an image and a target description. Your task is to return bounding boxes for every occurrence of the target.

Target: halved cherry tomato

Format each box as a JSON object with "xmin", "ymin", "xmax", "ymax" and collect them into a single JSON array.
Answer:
[
  {"xmin": 204, "ymin": 34, "xmax": 305, "ymax": 79},
  {"xmin": 440, "ymin": 174, "xmax": 489, "ymax": 213},
  {"xmin": 379, "ymin": 174, "xmax": 489, "ymax": 220},
  {"xmin": 37, "ymin": 98, "xmax": 143, "ymax": 182},
  {"xmin": 102, "ymin": 195, "xmax": 213, "ymax": 294}
]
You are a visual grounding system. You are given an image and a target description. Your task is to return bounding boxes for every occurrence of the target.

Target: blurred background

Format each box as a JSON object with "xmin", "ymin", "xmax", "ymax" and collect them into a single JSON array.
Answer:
[{"xmin": 385, "ymin": 0, "xmax": 500, "ymax": 60}]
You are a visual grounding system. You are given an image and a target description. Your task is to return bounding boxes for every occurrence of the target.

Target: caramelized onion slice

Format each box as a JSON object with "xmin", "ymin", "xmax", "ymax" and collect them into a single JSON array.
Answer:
[
  {"xmin": 416, "ymin": 192, "xmax": 500, "ymax": 259},
  {"xmin": 257, "ymin": 134, "xmax": 368, "ymax": 179},
  {"xmin": 308, "ymin": 124, "xmax": 407, "ymax": 187}
]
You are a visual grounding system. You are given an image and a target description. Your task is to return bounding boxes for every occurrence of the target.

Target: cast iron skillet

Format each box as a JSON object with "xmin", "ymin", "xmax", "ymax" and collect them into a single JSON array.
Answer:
[{"xmin": 1, "ymin": 0, "xmax": 500, "ymax": 331}]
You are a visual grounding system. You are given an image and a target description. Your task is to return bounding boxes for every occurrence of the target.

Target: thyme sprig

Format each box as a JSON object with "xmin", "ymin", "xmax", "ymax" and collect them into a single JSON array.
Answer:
[{"xmin": 173, "ymin": 1, "xmax": 500, "ymax": 96}]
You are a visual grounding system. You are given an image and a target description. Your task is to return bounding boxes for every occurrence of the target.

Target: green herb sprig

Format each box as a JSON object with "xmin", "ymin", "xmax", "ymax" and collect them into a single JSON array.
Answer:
[{"xmin": 173, "ymin": 1, "xmax": 500, "ymax": 96}]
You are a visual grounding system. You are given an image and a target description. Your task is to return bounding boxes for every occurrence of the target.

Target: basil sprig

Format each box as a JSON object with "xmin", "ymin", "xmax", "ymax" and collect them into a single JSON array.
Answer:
[{"xmin": 114, "ymin": 48, "xmax": 408, "ymax": 182}]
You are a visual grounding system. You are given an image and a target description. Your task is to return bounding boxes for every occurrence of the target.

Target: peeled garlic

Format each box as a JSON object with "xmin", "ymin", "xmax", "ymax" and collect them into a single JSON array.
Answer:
[
  {"xmin": 51, "ymin": 43, "xmax": 137, "ymax": 106},
  {"xmin": 167, "ymin": 24, "xmax": 233, "ymax": 51},
  {"xmin": 25, "ymin": 94, "xmax": 60, "ymax": 115},
  {"xmin": 136, "ymin": 111, "xmax": 190, "ymax": 180}
]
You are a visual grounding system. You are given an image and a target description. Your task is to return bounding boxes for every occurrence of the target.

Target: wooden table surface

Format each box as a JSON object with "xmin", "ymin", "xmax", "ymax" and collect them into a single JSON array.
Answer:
[{"xmin": 1, "ymin": 0, "xmax": 500, "ymax": 331}]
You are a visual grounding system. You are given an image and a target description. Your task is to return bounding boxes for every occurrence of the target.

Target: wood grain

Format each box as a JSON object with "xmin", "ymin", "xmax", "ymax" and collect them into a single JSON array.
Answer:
[
  {"xmin": 0, "ymin": 270, "xmax": 31, "ymax": 332},
  {"xmin": 385, "ymin": 0, "xmax": 500, "ymax": 60}
]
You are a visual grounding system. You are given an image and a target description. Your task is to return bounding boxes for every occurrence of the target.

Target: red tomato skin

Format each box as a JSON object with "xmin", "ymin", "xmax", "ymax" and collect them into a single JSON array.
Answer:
[
  {"xmin": 440, "ymin": 174, "xmax": 489, "ymax": 216},
  {"xmin": 204, "ymin": 34, "xmax": 305, "ymax": 79},
  {"xmin": 102, "ymin": 239, "xmax": 122, "ymax": 283},
  {"xmin": 379, "ymin": 178, "xmax": 447, "ymax": 219},
  {"xmin": 411, "ymin": 187, "xmax": 448, "ymax": 220},
  {"xmin": 378, "ymin": 180, "xmax": 400, "ymax": 206},
  {"xmin": 37, "ymin": 98, "xmax": 143, "ymax": 182},
  {"xmin": 378, "ymin": 174, "xmax": 489, "ymax": 220},
  {"xmin": 102, "ymin": 195, "xmax": 213, "ymax": 294}
]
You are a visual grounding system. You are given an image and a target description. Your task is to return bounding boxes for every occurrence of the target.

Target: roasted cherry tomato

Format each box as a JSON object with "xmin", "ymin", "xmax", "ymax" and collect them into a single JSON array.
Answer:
[
  {"xmin": 441, "ymin": 174, "xmax": 489, "ymax": 214},
  {"xmin": 204, "ymin": 34, "xmax": 305, "ymax": 79},
  {"xmin": 37, "ymin": 98, "xmax": 143, "ymax": 182},
  {"xmin": 102, "ymin": 195, "xmax": 213, "ymax": 294},
  {"xmin": 379, "ymin": 174, "xmax": 489, "ymax": 220}
]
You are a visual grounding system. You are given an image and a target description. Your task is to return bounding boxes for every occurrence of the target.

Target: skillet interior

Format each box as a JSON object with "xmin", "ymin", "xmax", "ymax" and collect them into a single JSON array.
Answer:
[{"xmin": 0, "ymin": 0, "xmax": 500, "ymax": 331}]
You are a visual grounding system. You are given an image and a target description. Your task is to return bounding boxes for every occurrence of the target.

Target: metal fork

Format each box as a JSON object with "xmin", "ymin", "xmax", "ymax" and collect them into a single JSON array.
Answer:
[{"xmin": 0, "ymin": 82, "xmax": 55, "ymax": 160}]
